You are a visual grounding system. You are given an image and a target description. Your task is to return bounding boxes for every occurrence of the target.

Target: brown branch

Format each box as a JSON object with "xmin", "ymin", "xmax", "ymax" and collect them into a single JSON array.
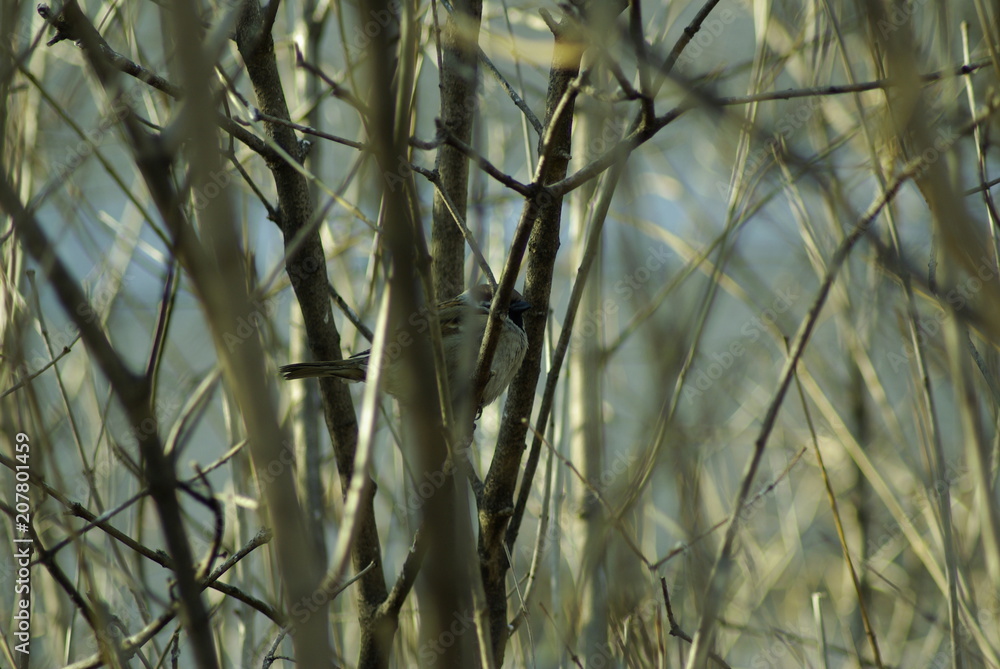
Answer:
[
  {"xmin": 679, "ymin": 97, "xmax": 996, "ymax": 668},
  {"xmin": 475, "ymin": 44, "xmax": 543, "ymax": 135},
  {"xmin": 328, "ymin": 282, "xmax": 375, "ymax": 342},
  {"xmin": 233, "ymin": 2, "xmax": 383, "ymax": 667},
  {"xmin": 1, "ymin": 337, "xmax": 79, "ymax": 399},
  {"xmin": 657, "ymin": 0, "xmax": 724, "ymax": 80},
  {"xmin": 660, "ymin": 578, "xmax": 733, "ymax": 669},
  {"xmin": 294, "ymin": 44, "xmax": 371, "ymax": 118},
  {"xmin": 37, "ymin": 4, "xmax": 270, "ymax": 159},
  {"xmin": 379, "ymin": 527, "xmax": 428, "ymax": 617},
  {"xmin": 1, "ymin": 156, "xmax": 220, "ymax": 669},
  {"xmin": 432, "ymin": 121, "xmax": 533, "ymax": 195},
  {"xmin": 50, "ymin": 530, "xmax": 277, "ymax": 669},
  {"xmin": 354, "ymin": 0, "xmax": 483, "ymax": 663},
  {"xmin": 252, "ymin": 107, "xmax": 365, "ymax": 150},
  {"xmin": 37, "ymin": 3, "xmax": 352, "ymax": 667},
  {"xmin": 425, "ymin": 169, "xmax": 497, "ymax": 288},
  {"xmin": 431, "ymin": 0, "xmax": 485, "ymax": 299},
  {"xmin": 551, "ymin": 58, "xmax": 989, "ymax": 199},
  {"xmin": 505, "ymin": 146, "xmax": 624, "ymax": 551},
  {"xmin": 475, "ymin": 11, "xmax": 588, "ymax": 665}
]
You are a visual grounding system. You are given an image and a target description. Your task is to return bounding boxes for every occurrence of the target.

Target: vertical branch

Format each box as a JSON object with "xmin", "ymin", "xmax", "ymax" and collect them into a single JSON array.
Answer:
[
  {"xmin": 567, "ymin": 84, "xmax": 608, "ymax": 661},
  {"xmin": 295, "ymin": 0, "xmax": 331, "ymax": 569},
  {"xmin": 156, "ymin": 0, "xmax": 337, "ymax": 664},
  {"xmin": 3, "ymin": 183, "xmax": 221, "ymax": 669},
  {"xmin": 357, "ymin": 0, "xmax": 480, "ymax": 665},
  {"xmin": 233, "ymin": 1, "xmax": 390, "ymax": 665},
  {"xmin": 477, "ymin": 13, "xmax": 586, "ymax": 665},
  {"xmin": 431, "ymin": 0, "xmax": 484, "ymax": 297},
  {"xmin": 17, "ymin": 4, "xmax": 225, "ymax": 667}
]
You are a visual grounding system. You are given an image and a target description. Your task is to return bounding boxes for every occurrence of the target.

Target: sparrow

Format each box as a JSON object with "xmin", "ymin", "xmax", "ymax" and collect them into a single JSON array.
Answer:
[{"xmin": 280, "ymin": 285, "xmax": 530, "ymax": 411}]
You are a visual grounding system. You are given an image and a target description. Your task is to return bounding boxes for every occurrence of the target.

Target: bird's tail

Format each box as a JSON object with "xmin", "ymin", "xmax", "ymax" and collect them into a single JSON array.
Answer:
[{"xmin": 279, "ymin": 360, "xmax": 367, "ymax": 381}]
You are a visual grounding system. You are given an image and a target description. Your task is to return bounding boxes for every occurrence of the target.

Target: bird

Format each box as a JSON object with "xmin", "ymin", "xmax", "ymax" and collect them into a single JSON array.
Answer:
[{"xmin": 280, "ymin": 284, "xmax": 530, "ymax": 412}]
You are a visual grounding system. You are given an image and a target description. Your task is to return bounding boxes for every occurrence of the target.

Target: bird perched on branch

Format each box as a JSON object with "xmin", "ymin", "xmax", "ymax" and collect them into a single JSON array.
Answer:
[{"xmin": 280, "ymin": 284, "xmax": 530, "ymax": 412}]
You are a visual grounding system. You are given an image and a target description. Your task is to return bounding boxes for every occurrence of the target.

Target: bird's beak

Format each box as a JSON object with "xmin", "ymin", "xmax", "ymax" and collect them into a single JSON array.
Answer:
[{"xmin": 510, "ymin": 299, "xmax": 531, "ymax": 315}]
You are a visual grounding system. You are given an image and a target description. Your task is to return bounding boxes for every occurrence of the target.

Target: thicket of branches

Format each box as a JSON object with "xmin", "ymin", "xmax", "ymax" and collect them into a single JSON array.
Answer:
[{"xmin": 3, "ymin": 0, "xmax": 1000, "ymax": 667}]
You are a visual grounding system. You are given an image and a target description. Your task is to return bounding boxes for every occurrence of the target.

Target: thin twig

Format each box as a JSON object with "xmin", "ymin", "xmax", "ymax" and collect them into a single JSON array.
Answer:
[
  {"xmin": 660, "ymin": 578, "xmax": 733, "ymax": 669},
  {"xmin": 551, "ymin": 61, "xmax": 990, "ymax": 199},
  {"xmin": 432, "ymin": 120, "xmax": 533, "ymax": 195},
  {"xmin": 530, "ymin": 420, "xmax": 650, "ymax": 568},
  {"xmin": 507, "ymin": 420, "xmax": 556, "ymax": 632},
  {"xmin": 294, "ymin": 43, "xmax": 371, "ymax": 117},
  {"xmin": 791, "ymin": 351, "xmax": 883, "ymax": 667},
  {"xmin": 145, "ymin": 260, "xmax": 177, "ymax": 387},
  {"xmin": 381, "ymin": 529, "xmax": 427, "ymax": 616},
  {"xmin": 649, "ymin": 447, "xmax": 806, "ymax": 570},
  {"xmin": 506, "ymin": 145, "xmax": 620, "ymax": 549},
  {"xmin": 252, "ymin": 107, "xmax": 365, "ymax": 150},
  {"xmin": 680, "ymin": 98, "xmax": 997, "ymax": 669},
  {"xmin": 437, "ymin": 0, "xmax": 543, "ymax": 134},
  {"xmin": 425, "ymin": 171, "xmax": 497, "ymax": 288},
  {"xmin": 538, "ymin": 602, "xmax": 585, "ymax": 669},
  {"xmin": 328, "ymin": 282, "xmax": 375, "ymax": 342},
  {"xmin": 476, "ymin": 45, "xmax": 543, "ymax": 135},
  {"xmin": 1, "ymin": 337, "xmax": 79, "ymax": 399}
]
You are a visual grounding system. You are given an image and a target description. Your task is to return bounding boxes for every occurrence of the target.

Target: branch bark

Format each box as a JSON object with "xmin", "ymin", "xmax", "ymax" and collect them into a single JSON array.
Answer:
[
  {"xmin": 356, "ymin": 0, "xmax": 486, "ymax": 663},
  {"xmin": 477, "ymin": 14, "xmax": 586, "ymax": 665},
  {"xmin": 233, "ymin": 2, "xmax": 393, "ymax": 665},
  {"xmin": 431, "ymin": 0, "xmax": 483, "ymax": 297}
]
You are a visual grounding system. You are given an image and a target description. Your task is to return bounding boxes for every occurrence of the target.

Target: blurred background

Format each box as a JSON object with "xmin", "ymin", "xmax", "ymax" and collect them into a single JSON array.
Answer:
[{"xmin": 3, "ymin": 0, "xmax": 1000, "ymax": 667}]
